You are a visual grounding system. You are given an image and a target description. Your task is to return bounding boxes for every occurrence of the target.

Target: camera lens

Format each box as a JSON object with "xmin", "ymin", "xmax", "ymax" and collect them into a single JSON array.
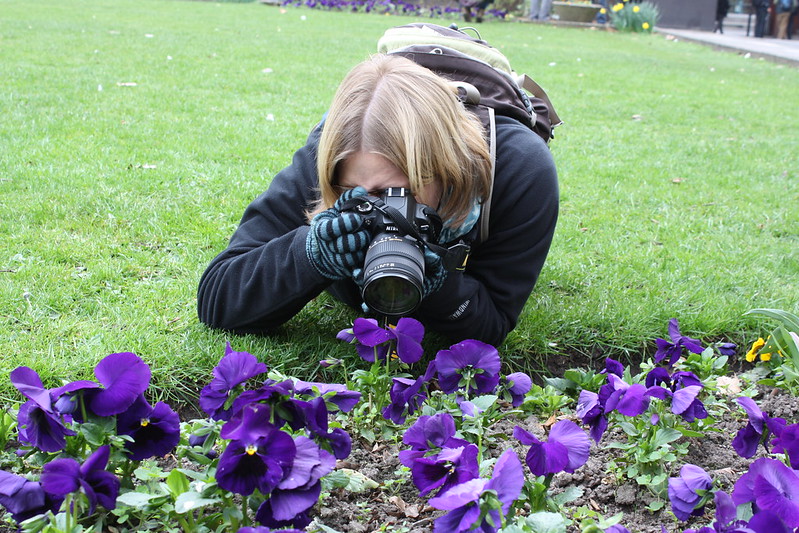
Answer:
[{"xmin": 361, "ymin": 234, "xmax": 425, "ymax": 316}]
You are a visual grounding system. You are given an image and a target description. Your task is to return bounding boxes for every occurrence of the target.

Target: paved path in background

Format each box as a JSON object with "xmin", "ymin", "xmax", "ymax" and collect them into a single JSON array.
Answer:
[{"xmin": 657, "ymin": 25, "xmax": 799, "ymax": 66}]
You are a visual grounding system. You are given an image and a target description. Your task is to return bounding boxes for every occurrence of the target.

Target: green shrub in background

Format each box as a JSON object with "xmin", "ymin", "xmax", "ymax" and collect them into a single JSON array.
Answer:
[{"xmin": 609, "ymin": 0, "xmax": 659, "ymax": 32}]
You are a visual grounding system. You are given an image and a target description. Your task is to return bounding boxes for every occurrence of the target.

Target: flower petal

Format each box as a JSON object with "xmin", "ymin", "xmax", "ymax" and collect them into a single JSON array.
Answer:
[
  {"xmin": 549, "ymin": 420, "xmax": 590, "ymax": 472},
  {"xmin": 90, "ymin": 352, "xmax": 151, "ymax": 416}
]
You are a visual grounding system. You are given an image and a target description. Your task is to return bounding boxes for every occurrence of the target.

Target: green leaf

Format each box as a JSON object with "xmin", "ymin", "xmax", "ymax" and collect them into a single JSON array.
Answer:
[
  {"xmin": 618, "ymin": 421, "xmax": 640, "ymax": 437},
  {"xmin": 174, "ymin": 492, "xmax": 219, "ymax": 514},
  {"xmin": 544, "ymin": 377, "xmax": 575, "ymax": 393},
  {"xmin": 744, "ymin": 308, "xmax": 799, "ymax": 332},
  {"xmin": 78, "ymin": 423, "xmax": 108, "ymax": 447},
  {"xmin": 552, "ymin": 485, "xmax": 583, "ymax": 506},
  {"xmin": 471, "ymin": 394, "xmax": 498, "ymax": 411},
  {"xmin": 651, "ymin": 473, "xmax": 667, "ymax": 486},
  {"xmin": 647, "ymin": 500, "xmax": 665, "ymax": 511},
  {"xmin": 134, "ymin": 463, "xmax": 167, "ymax": 481},
  {"xmin": 652, "ymin": 427, "xmax": 682, "ymax": 448},
  {"xmin": 117, "ymin": 491, "xmax": 159, "ymax": 508},
  {"xmin": 166, "ymin": 469, "xmax": 190, "ymax": 498},
  {"xmin": 521, "ymin": 511, "xmax": 568, "ymax": 533}
]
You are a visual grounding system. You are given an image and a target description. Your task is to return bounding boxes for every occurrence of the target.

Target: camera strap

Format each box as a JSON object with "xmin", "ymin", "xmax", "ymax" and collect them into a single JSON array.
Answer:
[{"xmin": 340, "ymin": 196, "xmax": 471, "ymax": 273}]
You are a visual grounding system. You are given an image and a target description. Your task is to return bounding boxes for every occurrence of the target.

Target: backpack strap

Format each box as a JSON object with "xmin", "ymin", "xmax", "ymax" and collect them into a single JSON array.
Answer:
[{"xmin": 480, "ymin": 106, "xmax": 496, "ymax": 245}]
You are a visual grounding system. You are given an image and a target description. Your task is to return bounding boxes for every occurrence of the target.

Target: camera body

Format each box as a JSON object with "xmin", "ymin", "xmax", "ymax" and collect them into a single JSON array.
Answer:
[{"xmin": 349, "ymin": 187, "xmax": 442, "ymax": 316}]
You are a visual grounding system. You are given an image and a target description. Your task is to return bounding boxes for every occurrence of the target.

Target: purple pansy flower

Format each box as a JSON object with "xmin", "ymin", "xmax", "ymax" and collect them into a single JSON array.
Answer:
[
  {"xmin": 604, "ymin": 526, "xmax": 632, "ymax": 533},
  {"xmin": 216, "ymin": 404, "xmax": 297, "ymax": 496},
  {"xmin": 255, "ymin": 496, "xmax": 313, "ymax": 531},
  {"xmin": 0, "ymin": 471, "xmax": 62, "ymax": 524},
  {"xmin": 116, "ymin": 395, "xmax": 181, "ymax": 461},
  {"xmin": 646, "ymin": 368, "xmax": 708, "ymax": 422},
  {"xmin": 200, "ymin": 343, "xmax": 268, "ymax": 421},
  {"xmin": 654, "ymin": 318, "xmax": 705, "ymax": 366},
  {"xmin": 301, "ymin": 397, "xmax": 352, "ymax": 460},
  {"xmin": 293, "ymin": 381, "xmax": 361, "ymax": 413},
  {"xmin": 732, "ymin": 457, "xmax": 799, "ymax": 528},
  {"xmin": 668, "ymin": 464, "xmax": 712, "ymax": 521},
  {"xmin": 340, "ymin": 317, "xmax": 424, "ymax": 364},
  {"xmin": 429, "ymin": 448, "xmax": 524, "ymax": 533},
  {"xmin": 771, "ymin": 422, "xmax": 799, "ymax": 469},
  {"xmin": 410, "ymin": 444, "xmax": 480, "ymax": 497},
  {"xmin": 731, "ymin": 397, "xmax": 786, "ymax": 459},
  {"xmin": 747, "ymin": 511, "xmax": 794, "ymax": 533},
  {"xmin": 514, "ymin": 420, "xmax": 590, "ymax": 477},
  {"xmin": 682, "ymin": 490, "xmax": 758, "ymax": 533},
  {"xmin": 229, "ymin": 379, "xmax": 298, "ymax": 430},
  {"xmin": 501, "ymin": 372, "xmax": 532, "ymax": 407},
  {"xmin": 399, "ymin": 413, "xmax": 471, "ymax": 467},
  {"xmin": 15, "ymin": 399, "xmax": 74, "ymax": 453},
  {"xmin": 715, "ymin": 342, "xmax": 737, "ymax": 356},
  {"xmin": 576, "ymin": 390, "xmax": 609, "ymax": 443},
  {"xmin": 253, "ymin": 436, "xmax": 334, "ymax": 529},
  {"xmin": 382, "ymin": 361, "xmax": 436, "ymax": 425},
  {"xmin": 434, "ymin": 339, "xmax": 501, "ymax": 396},
  {"xmin": 88, "ymin": 352, "xmax": 152, "ymax": 417},
  {"xmin": 603, "ymin": 374, "xmax": 652, "ymax": 417},
  {"xmin": 40, "ymin": 445, "xmax": 120, "ymax": 514},
  {"xmin": 10, "ymin": 366, "xmax": 82, "ymax": 452},
  {"xmin": 602, "ymin": 358, "xmax": 625, "ymax": 378}
]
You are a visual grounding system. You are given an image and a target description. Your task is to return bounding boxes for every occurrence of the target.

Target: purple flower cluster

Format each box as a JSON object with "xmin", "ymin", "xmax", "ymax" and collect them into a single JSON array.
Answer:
[
  {"xmin": 281, "ymin": 0, "xmax": 498, "ymax": 19},
  {"xmin": 339, "ymin": 318, "xmax": 532, "ymax": 425},
  {"xmin": 576, "ymin": 358, "xmax": 708, "ymax": 442},
  {"xmin": 668, "ymin": 464, "xmax": 712, "ymax": 521},
  {"xmin": 679, "ymin": 458, "xmax": 799, "ymax": 532},
  {"xmin": 428, "ymin": 448, "xmax": 525, "ymax": 533},
  {"xmin": 669, "ymin": 438, "xmax": 799, "ymax": 531},
  {"xmin": 197, "ymin": 346, "xmax": 360, "ymax": 528},
  {"xmin": 654, "ymin": 318, "xmax": 705, "ymax": 366},
  {"xmin": 731, "ymin": 396, "xmax": 788, "ymax": 459},
  {"xmin": 337, "ymin": 317, "xmax": 424, "ymax": 364},
  {"xmin": 513, "ymin": 420, "xmax": 590, "ymax": 477},
  {"xmin": 10, "ymin": 352, "xmax": 180, "ymax": 460},
  {"xmin": 399, "ymin": 413, "xmax": 477, "ymax": 497},
  {"xmin": 1, "ymin": 352, "xmax": 181, "ymax": 524}
]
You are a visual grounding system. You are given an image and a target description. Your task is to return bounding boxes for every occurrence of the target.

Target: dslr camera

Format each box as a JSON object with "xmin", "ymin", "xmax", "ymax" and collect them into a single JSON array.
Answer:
[{"xmin": 346, "ymin": 187, "xmax": 442, "ymax": 316}]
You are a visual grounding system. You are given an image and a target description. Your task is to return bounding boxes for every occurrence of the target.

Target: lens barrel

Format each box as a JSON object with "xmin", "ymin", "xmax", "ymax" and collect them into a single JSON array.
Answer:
[{"xmin": 361, "ymin": 233, "xmax": 425, "ymax": 316}]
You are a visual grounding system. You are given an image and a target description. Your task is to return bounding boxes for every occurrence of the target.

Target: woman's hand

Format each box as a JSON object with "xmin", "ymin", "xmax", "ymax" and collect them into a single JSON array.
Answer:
[{"xmin": 306, "ymin": 187, "xmax": 371, "ymax": 280}]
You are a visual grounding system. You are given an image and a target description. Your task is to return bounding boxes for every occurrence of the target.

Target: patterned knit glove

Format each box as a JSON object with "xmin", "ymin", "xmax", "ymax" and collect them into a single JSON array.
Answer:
[
  {"xmin": 422, "ymin": 246, "xmax": 448, "ymax": 298},
  {"xmin": 306, "ymin": 187, "xmax": 371, "ymax": 280}
]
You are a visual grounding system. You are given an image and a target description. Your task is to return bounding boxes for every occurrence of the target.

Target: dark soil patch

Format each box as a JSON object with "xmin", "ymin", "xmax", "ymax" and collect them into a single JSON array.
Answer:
[{"xmin": 309, "ymin": 385, "xmax": 799, "ymax": 533}]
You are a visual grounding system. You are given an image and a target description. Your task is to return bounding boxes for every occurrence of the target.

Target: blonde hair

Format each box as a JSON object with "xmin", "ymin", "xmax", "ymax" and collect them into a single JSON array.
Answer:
[{"xmin": 314, "ymin": 54, "xmax": 492, "ymax": 227}]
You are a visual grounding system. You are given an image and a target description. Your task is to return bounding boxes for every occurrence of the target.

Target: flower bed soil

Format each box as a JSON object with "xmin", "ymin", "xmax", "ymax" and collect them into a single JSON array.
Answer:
[
  {"xmin": 308, "ymin": 386, "xmax": 799, "ymax": 533},
  {"xmin": 2, "ymin": 381, "xmax": 796, "ymax": 532}
]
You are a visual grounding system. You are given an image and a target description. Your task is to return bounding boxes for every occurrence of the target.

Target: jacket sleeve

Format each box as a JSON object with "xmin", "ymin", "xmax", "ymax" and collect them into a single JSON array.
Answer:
[
  {"xmin": 414, "ymin": 117, "xmax": 559, "ymax": 347},
  {"xmin": 197, "ymin": 127, "xmax": 333, "ymax": 334}
]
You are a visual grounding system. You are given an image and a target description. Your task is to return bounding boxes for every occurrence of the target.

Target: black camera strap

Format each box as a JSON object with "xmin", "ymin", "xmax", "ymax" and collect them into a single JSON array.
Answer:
[{"xmin": 339, "ymin": 196, "xmax": 471, "ymax": 272}]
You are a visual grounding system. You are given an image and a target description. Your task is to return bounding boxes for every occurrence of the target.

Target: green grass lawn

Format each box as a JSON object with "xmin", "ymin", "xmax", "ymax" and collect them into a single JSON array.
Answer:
[{"xmin": 1, "ymin": 0, "xmax": 798, "ymax": 405}]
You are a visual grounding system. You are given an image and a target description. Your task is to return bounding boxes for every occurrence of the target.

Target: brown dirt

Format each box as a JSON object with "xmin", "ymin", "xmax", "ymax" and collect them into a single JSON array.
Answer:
[{"xmin": 308, "ymin": 386, "xmax": 799, "ymax": 533}]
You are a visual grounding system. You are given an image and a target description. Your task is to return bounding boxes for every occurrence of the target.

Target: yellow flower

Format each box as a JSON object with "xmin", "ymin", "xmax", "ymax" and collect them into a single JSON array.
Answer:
[
  {"xmin": 642, "ymin": 21, "xmax": 650, "ymax": 29},
  {"xmin": 633, "ymin": 5, "xmax": 640, "ymax": 11},
  {"xmin": 612, "ymin": 2, "xmax": 624, "ymax": 11},
  {"xmin": 760, "ymin": 350, "xmax": 772, "ymax": 362},
  {"xmin": 600, "ymin": 7, "xmax": 606, "ymax": 13},
  {"xmin": 745, "ymin": 338, "xmax": 765, "ymax": 362}
]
